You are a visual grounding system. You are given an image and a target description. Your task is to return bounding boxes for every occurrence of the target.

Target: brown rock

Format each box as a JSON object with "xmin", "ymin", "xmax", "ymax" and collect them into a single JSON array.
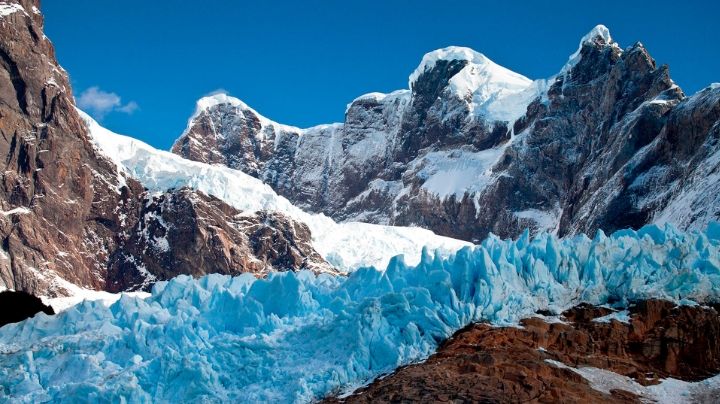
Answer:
[
  {"xmin": 327, "ymin": 300, "xmax": 720, "ymax": 403},
  {"xmin": 0, "ymin": 1, "xmax": 332, "ymax": 296},
  {"xmin": 106, "ymin": 188, "xmax": 335, "ymax": 291}
]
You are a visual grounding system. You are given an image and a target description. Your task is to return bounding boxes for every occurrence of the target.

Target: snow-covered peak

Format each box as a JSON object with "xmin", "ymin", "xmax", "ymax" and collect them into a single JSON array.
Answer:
[
  {"xmin": 560, "ymin": 24, "xmax": 617, "ymax": 76},
  {"xmin": 409, "ymin": 46, "xmax": 538, "ymax": 123},
  {"xmin": 408, "ymin": 46, "xmax": 530, "ymax": 89},
  {"xmin": 580, "ymin": 24, "xmax": 612, "ymax": 46},
  {"xmin": 190, "ymin": 92, "xmax": 262, "ymax": 126},
  {"xmin": 195, "ymin": 92, "xmax": 250, "ymax": 112},
  {"xmin": 409, "ymin": 46, "xmax": 488, "ymax": 86},
  {"xmin": 185, "ymin": 92, "xmax": 304, "ymax": 137}
]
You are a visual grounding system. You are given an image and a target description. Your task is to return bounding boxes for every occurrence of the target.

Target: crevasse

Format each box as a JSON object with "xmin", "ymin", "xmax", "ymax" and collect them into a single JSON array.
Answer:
[{"xmin": 1, "ymin": 223, "xmax": 719, "ymax": 402}]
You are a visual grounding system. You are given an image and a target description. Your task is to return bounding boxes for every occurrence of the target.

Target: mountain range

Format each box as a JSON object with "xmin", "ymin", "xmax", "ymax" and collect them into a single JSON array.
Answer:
[
  {"xmin": 2, "ymin": 0, "xmax": 719, "ymax": 301},
  {"xmin": 1, "ymin": 1, "xmax": 720, "ymax": 402},
  {"xmin": 173, "ymin": 26, "xmax": 720, "ymax": 244}
]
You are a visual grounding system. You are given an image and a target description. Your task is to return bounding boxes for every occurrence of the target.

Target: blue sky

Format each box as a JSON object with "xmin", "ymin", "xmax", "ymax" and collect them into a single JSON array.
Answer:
[{"xmin": 44, "ymin": 0, "xmax": 719, "ymax": 150}]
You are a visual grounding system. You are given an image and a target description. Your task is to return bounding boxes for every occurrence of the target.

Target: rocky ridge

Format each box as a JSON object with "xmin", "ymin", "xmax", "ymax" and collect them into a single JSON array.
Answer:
[
  {"xmin": 328, "ymin": 300, "xmax": 720, "ymax": 403},
  {"xmin": 173, "ymin": 26, "xmax": 720, "ymax": 243},
  {"xmin": 0, "ymin": 0, "xmax": 330, "ymax": 296}
]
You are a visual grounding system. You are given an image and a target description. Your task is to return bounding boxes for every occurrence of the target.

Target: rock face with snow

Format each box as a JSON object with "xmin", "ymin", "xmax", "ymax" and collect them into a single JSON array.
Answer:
[
  {"xmin": 0, "ymin": 0, "xmax": 328, "ymax": 296},
  {"xmin": 89, "ymin": 108, "xmax": 472, "ymax": 273},
  {"xmin": 106, "ymin": 188, "xmax": 333, "ymax": 292},
  {"xmin": 174, "ymin": 27, "xmax": 720, "ymax": 242},
  {"xmin": 0, "ymin": 0, "xmax": 134, "ymax": 295},
  {"xmin": 332, "ymin": 300, "xmax": 720, "ymax": 403}
]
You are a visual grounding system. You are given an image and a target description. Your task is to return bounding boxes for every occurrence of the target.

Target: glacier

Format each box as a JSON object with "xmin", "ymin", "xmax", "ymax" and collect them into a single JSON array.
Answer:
[{"xmin": 1, "ymin": 223, "xmax": 719, "ymax": 402}]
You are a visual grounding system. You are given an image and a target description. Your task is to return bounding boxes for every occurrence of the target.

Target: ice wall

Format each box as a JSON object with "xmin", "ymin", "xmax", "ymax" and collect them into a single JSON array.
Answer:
[{"xmin": 0, "ymin": 223, "xmax": 718, "ymax": 402}]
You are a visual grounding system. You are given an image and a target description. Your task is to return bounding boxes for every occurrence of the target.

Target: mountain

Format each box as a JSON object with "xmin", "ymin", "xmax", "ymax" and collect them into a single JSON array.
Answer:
[
  {"xmin": 1, "ymin": 2, "xmax": 720, "ymax": 402},
  {"xmin": 84, "ymin": 108, "xmax": 470, "ymax": 273},
  {"xmin": 173, "ymin": 25, "xmax": 720, "ymax": 243},
  {"xmin": 0, "ymin": 0, "xmax": 331, "ymax": 298}
]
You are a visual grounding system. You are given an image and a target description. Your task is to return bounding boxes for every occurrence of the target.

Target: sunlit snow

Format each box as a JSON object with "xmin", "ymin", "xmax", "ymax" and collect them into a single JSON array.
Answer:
[{"xmin": 79, "ymin": 109, "xmax": 470, "ymax": 272}]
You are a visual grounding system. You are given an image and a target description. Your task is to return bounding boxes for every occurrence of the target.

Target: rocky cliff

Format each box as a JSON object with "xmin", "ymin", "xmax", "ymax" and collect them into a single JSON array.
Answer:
[
  {"xmin": 0, "ymin": 0, "xmax": 329, "ymax": 296},
  {"xmin": 106, "ymin": 188, "xmax": 329, "ymax": 292},
  {"xmin": 173, "ymin": 26, "xmax": 720, "ymax": 243},
  {"xmin": 328, "ymin": 300, "xmax": 720, "ymax": 403}
]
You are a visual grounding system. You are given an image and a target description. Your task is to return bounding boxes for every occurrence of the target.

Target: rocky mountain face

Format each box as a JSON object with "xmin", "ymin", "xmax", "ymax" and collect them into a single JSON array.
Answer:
[
  {"xmin": 173, "ymin": 26, "xmax": 720, "ymax": 243},
  {"xmin": 328, "ymin": 300, "xmax": 720, "ymax": 403},
  {"xmin": 106, "ymin": 188, "xmax": 330, "ymax": 293},
  {"xmin": 0, "ymin": 0, "xmax": 329, "ymax": 296}
]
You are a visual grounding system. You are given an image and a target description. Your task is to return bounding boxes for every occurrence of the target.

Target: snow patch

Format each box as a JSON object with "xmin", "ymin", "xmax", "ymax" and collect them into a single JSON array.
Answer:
[
  {"xmin": 24, "ymin": 266, "xmax": 150, "ymax": 312},
  {"xmin": 346, "ymin": 89, "xmax": 410, "ymax": 114},
  {"xmin": 1, "ymin": 206, "xmax": 30, "ymax": 215},
  {"xmin": 592, "ymin": 309, "xmax": 630, "ymax": 324},
  {"xmin": 0, "ymin": 2, "xmax": 25, "ymax": 18},
  {"xmin": 413, "ymin": 146, "xmax": 505, "ymax": 200},
  {"xmin": 546, "ymin": 359, "xmax": 720, "ymax": 403},
  {"xmin": 514, "ymin": 208, "xmax": 560, "ymax": 233}
]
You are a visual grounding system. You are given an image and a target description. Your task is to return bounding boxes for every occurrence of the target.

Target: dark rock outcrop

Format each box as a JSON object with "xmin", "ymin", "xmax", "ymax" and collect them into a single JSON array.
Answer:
[
  {"xmin": 0, "ymin": 290, "xmax": 54, "ymax": 327},
  {"xmin": 327, "ymin": 300, "xmax": 720, "ymax": 403},
  {"xmin": 173, "ymin": 28, "xmax": 720, "ymax": 243},
  {"xmin": 107, "ymin": 188, "xmax": 332, "ymax": 292},
  {"xmin": 0, "ymin": 0, "xmax": 330, "ymax": 297}
]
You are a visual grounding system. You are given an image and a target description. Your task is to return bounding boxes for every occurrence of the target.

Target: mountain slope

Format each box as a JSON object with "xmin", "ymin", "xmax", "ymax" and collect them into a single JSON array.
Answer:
[
  {"xmin": 172, "ymin": 25, "xmax": 720, "ymax": 243},
  {"xmin": 0, "ymin": 0, "xmax": 137, "ymax": 295},
  {"xmin": 332, "ymin": 300, "xmax": 720, "ymax": 403},
  {"xmin": 85, "ymin": 111, "xmax": 471, "ymax": 272},
  {"xmin": 0, "ymin": 0, "xmax": 331, "ymax": 297}
]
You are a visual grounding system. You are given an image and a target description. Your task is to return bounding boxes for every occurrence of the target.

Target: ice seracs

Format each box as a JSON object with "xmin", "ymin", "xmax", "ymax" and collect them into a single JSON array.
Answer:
[{"xmin": 0, "ymin": 223, "xmax": 718, "ymax": 402}]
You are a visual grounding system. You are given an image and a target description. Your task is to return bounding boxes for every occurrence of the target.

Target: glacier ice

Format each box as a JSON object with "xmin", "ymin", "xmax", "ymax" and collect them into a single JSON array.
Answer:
[{"xmin": 1, "ymin": 223, "xmax": 719, "ymax": 402}]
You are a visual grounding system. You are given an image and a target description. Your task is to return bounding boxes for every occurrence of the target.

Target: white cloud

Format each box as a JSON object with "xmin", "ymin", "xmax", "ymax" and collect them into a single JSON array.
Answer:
[
  {"xmin": 203, "ymin": 88, "xmax": 229, "ymax": 97},
  {"xmin": 76, "ymin": 86, "xmax": 139, "ymax": 119},
  {"xmin": 117, "ymin": 101, "xmax": 139, "ymax": 114}
]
